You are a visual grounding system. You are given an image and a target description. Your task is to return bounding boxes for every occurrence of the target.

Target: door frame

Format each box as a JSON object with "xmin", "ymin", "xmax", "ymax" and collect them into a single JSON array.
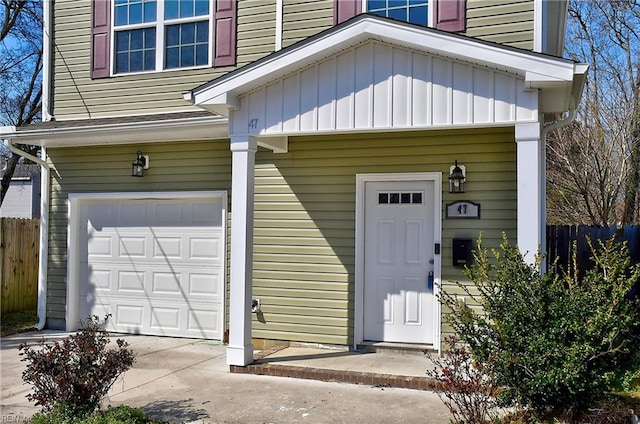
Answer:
[
  {"xmin": 65, "ymin": 191, "xmax": 227, "ymax": 334},
  {"xmin": 354, "ymin": 173, "xmax": 442, "ymax": 350}
]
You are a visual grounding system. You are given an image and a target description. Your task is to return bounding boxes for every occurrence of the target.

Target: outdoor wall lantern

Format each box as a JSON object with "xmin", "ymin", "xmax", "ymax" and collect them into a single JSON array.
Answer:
[
  {"xmin": 448, "ymin": 160, "xmax": 466, "ymax": 193},
  {"xmin": 131, "ymin": 151, "xmax": 149, "ymax": 177}
]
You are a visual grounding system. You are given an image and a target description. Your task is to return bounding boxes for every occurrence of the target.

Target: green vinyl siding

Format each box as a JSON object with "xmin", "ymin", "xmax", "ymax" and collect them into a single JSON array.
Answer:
[
  {"xmin": 51, "ymin": 0, "xmax": 276, "ymax": 120},
  {"xmin": 44, "ymin": 140, "xmax": 232, "ymax": 328},
  {"xmin": 281, "ymin": 0, "xmax": 334, "ymax": 48},
  {"xmin": 252, "ymin": 127, "xmax": 516, "ymax": 345},
  {"xmin": 466, "ymin": 0, "xmax": 534, "ymax": 50}
]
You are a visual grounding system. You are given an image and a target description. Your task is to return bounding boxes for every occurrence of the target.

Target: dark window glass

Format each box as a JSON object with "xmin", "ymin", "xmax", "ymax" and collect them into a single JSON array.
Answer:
[
  {"xmin": 412, "ymin": 192, "xmax": 422, "ymax": 204},
  {"xmin": 379, "ymin": 193, "xmax": 389, "ymax": 204},
  {"xmin": 401, "ymin": 193, "xmax": 411, "ymax": 204},
  {"xmin": 409, "ymin": 5, "xmax": 427, "ymax": 25},
  {"xmin": 165, "ymin": 0, "xmax": 179, "ymax": 19},
  {"xmin": 390, "ymin": 193, "xmax": 400, "ymax": 204}
]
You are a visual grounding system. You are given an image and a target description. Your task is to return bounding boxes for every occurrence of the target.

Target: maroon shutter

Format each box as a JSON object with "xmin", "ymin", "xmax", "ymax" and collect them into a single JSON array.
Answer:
[
  {"xmin": 334, "ymin": 0, "xmax": 361, "ymax": 25},
  {"xmin": 213, "ymin": 0, "xmax": 237, "ymax": 67},
  {"xmin": 91, "ymin": 0, "xmax": 111, "ymax": 78},
  {"xmin": 434, "ymin": 0, "xmax": 466, "ymax": 32}
]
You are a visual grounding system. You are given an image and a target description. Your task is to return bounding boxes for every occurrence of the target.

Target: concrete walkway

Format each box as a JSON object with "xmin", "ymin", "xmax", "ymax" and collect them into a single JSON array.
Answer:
[{"xmin": 1, "ymin": 331, "xmax": 451, "ymax": 423}]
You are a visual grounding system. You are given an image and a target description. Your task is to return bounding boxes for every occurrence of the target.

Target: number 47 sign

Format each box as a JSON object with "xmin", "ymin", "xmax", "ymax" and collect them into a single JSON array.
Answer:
[{"xmin": 446, "ymin": 200, "xmax": 481, "ymax": 219}]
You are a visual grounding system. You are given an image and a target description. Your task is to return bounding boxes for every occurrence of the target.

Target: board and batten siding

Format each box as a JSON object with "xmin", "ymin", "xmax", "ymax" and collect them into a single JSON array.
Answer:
[
  {"xmin": 252, "ymin": 127, "xmax": 516, "ymax": 346},
  {"xmin": 52, "ymin": 0, "xmax": 276, "ymax": 120},
  {"xmin": 45, "ymin": 141, "xmax": 232, "ymax": 329}
]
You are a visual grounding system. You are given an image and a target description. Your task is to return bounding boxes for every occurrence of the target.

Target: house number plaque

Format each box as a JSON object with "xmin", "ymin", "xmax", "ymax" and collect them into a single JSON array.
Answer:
[{"xmin": 446, "ymin": 201, "xmax": 480, "ymax": 219}]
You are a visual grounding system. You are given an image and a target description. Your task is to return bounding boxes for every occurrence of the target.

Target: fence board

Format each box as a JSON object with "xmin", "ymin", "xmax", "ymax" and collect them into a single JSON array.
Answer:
[
  {"xmin": 1, "ymin": 218, "xmax": 39, "ymax": 315},
  {"xmin": 546, "ymin": 225, "xmax": 640, "ymax": 278}
]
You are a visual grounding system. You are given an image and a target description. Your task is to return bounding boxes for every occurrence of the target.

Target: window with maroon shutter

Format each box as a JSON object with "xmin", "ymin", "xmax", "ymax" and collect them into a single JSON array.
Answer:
[
  {"xmin": 91, "ymin": 0, "xmax": 237, "ymax": 77},
  {"xmin": 361, "ymin": 0, "xmax": 465, "ymax": 31}
]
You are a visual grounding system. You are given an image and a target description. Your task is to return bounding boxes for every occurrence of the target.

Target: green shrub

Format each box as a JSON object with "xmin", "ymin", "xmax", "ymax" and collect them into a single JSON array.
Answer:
[
  {"xmin": 443, "ymin": 235, "xmax": 640, "ymax": 416},
  {"xmin": 19, "ymin": 315, "xmax": 136, "ymax": 417},
  {"xmin": 30, "ymin": 404, "xmax": 157, "ymax": 424}
]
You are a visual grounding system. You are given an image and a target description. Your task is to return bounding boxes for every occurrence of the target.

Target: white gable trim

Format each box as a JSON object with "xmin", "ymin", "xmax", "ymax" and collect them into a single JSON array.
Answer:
[{"xmin": 187, "ymin": 15, "xmax": 585, "ymax": 122}]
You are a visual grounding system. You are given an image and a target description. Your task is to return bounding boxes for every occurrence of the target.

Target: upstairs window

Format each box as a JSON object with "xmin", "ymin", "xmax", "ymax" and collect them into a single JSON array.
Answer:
[
  {"xmin": 91, "ymin": 0, "xmax": 236, "ymax": 79},
  {"xmin": 334, "ymin": 0, "xmax": 465, "ymax": 32},
  {"xmin": 367, "ymin": 0, "xmax": 429, "ymax": 27},
  {"xmin": 114, "ymin": 0, "xmax": 210, "ymax": 73}
]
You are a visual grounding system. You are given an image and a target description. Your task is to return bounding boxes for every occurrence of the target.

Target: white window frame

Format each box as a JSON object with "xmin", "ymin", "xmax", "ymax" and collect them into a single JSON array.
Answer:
[{"xmin": 111, "ymin": 0, "xmax": 215, "ymax": 75}]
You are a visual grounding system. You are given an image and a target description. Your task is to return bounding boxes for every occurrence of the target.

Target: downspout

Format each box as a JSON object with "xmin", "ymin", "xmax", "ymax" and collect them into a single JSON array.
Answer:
[
  {"xmin": 42, "ymin": 0, "xmax": 53, "ymax": 122},
  {"xmin": 5, "ymin": 141, "xmax": 50, "ymax": 331}
]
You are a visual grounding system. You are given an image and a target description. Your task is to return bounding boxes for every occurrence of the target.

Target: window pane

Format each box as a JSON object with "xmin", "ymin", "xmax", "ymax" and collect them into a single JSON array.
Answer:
[
  {"xmin": 131, "ymin": 29, "xmax": 144, "ymax": 49},
  {"xmin": 130, "ymin": 51, "xmax": 143, "ymax": 71},
  {"xmin": 129, "ymin": 2, "xmax": 142, "ymax": 24},
  {"xmin": 181, "ymin": 45, "xmax": 195, "ymax": 67},
  {"xmin": 196, "ymin": 21, "xmax": 208, "ymax": 42},
  {"xmin": 195, "ymin": 0, "xmax": 209, "ymax": 16},
  {"xmin": 166, "ymin": 46, "xmax": 179, "ymax": 68},
  {"xmin": 388, "ymin": 7, "xmax": 407, "ymax": 21},
  {"xmin": 165, "ymin": 0, "xmax": 179, "ymax": 19},
  {"xmin": 181, "ymin": 23, "xmax": 195, "ymax": 44},
  {"xmin": 368, "ymin": 0, "xmax": 386, "ymax": 11},
  {"xmin": 115, "ymin": 6, "xmax": 128, "ymax": 26},
  {"xmin": 409, "ymin": 5, "xmax": 427, "ymax": 25},
  {"xmin": 370, "ymin": 9, "xmax": 386, "ymax": 17},
  {"xmin": 166, "ymin": 25, "xmax": 179, "ymax": 46},
  {"xmin": 116, "ymin": 31, "xmax": 130, "ymax": 50},
  {"xmin": 409, "ymin": 0, "xmax": 427, "ymax": 4},
  {"xmin": 196, "ymin": 44, "xmax": 208, "ymax": 65},
  {"xmin": 143, "ymin": 1, "xmax": 156, "ymax": 22},
  {"xmin": 180, "ymin": 0, "xmax": 194, "ymax": 18},
  {"xmin": 116, "ymin": 52, "xmax": 128, "ymax": 73},
  {"xmin": 144, "ymin": 50, "xmax": 156, "ymax": 69},
  {"xmin": 145, "ymin": 30, "xmax": 156, "ymax": 48}
]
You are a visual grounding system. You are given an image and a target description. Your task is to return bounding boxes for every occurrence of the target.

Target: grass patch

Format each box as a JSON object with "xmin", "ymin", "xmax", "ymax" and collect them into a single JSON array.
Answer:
[
  {"xmin": 1, "ymin": 310, "xmax": 38, "ymax": 336},
  {"xmin": 30, "ymin": 405, "xmax": 164, "ymax": 424}
]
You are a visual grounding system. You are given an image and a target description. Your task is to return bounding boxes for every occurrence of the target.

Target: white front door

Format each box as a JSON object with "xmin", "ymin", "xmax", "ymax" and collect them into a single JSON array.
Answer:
[{"xmin": 363, "ymin": 180, "xmax": 436, "ymax": 344}]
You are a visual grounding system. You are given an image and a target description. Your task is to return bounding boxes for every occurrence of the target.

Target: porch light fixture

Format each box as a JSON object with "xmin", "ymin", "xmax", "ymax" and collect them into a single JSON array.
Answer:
[
  {"xmin": 131, "ymin": 151, "xmax": 149, "ymax": 177},
  {"xmin": 448, "ymin": 160, "xmax": 466, "ymax": 193}
]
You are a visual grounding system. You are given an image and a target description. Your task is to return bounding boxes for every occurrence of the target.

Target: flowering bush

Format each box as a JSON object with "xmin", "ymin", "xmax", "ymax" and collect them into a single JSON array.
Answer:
[{"xmin": 19, "ymin": 315, "xmax": 136, "ymax": 417}]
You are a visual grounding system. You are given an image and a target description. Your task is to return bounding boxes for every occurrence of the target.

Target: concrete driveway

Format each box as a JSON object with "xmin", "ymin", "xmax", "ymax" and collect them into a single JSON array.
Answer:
[{"xmin": 1, "ymin": 331, "xmax": 451, "ymax": 423}]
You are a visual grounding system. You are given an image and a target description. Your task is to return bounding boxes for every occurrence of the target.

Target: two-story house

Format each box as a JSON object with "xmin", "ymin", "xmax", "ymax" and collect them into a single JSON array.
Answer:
[{"xmin": 1, "ymin": 0, "xmax": 586, "ymax": 366}]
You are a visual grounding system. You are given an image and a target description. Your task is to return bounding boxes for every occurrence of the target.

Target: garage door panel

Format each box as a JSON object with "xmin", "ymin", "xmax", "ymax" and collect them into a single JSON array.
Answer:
[
  {"xmin": 78, "ymin": 195, "xmax": 225, "ymax": 340},
  {"xmin": 119, "ymin": 237, "xmax": 147, "ymax": 258}
]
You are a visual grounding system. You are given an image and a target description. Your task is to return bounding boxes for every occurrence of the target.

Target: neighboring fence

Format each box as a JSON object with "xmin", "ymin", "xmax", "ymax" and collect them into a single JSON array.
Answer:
[
  {"xmin": 1, "ymin": 218, "xmax": 40, "ymax": 315},
  {"xmin": 546, "ymin": 225, "xmax": 640, "ymax": 278}
]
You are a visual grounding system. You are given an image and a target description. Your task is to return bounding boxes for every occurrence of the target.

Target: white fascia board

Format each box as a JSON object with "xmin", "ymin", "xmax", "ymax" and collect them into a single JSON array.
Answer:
[
  {"xmin": 190, "ymin": 16, "xmax": 578, "ymax": 106},
  {"xmin": 0, "ymin": 115, "xmax": 229, "ymax": 147}
]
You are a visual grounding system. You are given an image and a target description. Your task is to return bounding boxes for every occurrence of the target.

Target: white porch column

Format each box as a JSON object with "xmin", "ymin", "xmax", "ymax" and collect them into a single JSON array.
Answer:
[
  {"xmin": 515, "ymin": 122, "xmax": 544, "ymax": 263},
  {"xmin": 227, "ymin": 136, "xmax": 257, "ymax": 366}
]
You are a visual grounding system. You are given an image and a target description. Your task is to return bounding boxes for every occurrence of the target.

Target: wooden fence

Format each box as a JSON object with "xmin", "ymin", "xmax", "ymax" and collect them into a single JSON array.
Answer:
[
  {"xmin": 546, "ymin": 225, "xmax": 640, "ymax": 282},
  {"xmin": 1, "ymin": 218, "xmax": 40, "ymax": 315}
]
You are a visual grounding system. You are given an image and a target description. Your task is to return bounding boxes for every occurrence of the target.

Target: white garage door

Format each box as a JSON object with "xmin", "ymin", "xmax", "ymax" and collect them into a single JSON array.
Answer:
[{"xmin": 77, "ymin": 195, "xmax": 225, "ymax": 340}]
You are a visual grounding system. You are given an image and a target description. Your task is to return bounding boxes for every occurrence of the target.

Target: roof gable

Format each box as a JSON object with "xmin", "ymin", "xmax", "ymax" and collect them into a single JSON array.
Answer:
[{"xmin": 186, "ymin": 14, "xmax": 586, "ymax": 127}]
